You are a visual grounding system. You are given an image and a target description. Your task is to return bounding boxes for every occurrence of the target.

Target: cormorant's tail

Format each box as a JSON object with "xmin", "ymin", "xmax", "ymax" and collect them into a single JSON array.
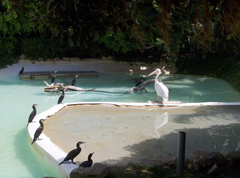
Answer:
[
  {"xmin": 31, "ymin": 139, "xmax": 36, "ymax": 145},
  {"xmin": 59, "ymin": 161, "xmax": 64, "ymax": 165}
]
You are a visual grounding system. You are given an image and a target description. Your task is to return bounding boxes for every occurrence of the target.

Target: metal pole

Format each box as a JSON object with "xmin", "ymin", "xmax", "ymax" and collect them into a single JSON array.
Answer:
[{"xmin": 177, "ymin": 131, "xmax": 186, "ymax": 174}]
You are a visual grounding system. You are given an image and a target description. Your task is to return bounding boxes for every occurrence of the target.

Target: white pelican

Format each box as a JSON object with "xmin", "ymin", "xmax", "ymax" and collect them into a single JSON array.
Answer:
[{"xmin": 148, "ymin": 68, "xmax": 169, "ymax": 101}]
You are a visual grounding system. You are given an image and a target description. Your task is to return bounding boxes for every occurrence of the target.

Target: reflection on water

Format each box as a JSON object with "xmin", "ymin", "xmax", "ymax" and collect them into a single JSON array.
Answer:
[{"xmin": 154, "ymin": 112, "xmax": 169, "ymax": 139}]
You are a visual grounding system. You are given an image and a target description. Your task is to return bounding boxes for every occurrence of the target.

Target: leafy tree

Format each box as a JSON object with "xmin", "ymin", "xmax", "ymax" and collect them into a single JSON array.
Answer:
[
  {"xmin": 97, "ymin": 28, "xmax": 138, "ymax": 54},
  {"xmin": 0, "ymin": 0, "xmax": 39, "ymax": 68},
  {"xmin": 9, "ymin": 0, "xmax": 240, "ymax": 54}
]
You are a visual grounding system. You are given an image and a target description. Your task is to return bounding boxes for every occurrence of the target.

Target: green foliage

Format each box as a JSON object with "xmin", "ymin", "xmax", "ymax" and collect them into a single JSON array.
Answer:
[
  {"xmin": 21, "ymin": 32, "xmax": 112, "ymax": 60},
  {"xmin": 21, "ymin": 34, "xmax": 71, "ymax": 60},
  {"xmin": 0, "ymin": 0, "xmax": 37, "ymax": 68},
  {"xmin": 97, "ymin": 29, "xmax": 138, "ymax": 54},
  {"xmin": 0, "ymin": 35, "xmax": 21, "ymax": 68},
  {"xmin": 0, "ymin": 0, "xmax": 34, "ymax": 35},
  {"xmin": 109, "ymin": 163, "xmax": 176, "ymax": 178},
  {"xmin": 148, "ymin": 165, "xmax": 175, "ymax": 178}
]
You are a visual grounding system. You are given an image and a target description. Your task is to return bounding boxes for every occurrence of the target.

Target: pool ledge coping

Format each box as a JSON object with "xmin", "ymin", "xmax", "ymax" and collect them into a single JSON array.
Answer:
[{"xmin": 28, "ymin": 101, "xmax": 240, "ymax": 178}]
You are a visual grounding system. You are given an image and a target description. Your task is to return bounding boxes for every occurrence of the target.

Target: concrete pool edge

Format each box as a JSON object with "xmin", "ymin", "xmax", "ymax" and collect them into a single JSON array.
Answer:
[{"xmin": 28, "ymin": 101, "xmax": 240, "ymax": 178}]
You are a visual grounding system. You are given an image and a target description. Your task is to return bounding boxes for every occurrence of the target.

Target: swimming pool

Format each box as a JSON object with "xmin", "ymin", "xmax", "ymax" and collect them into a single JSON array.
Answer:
[{"xmin": 1, "ymin": 72, "xmax": 240, "ymax": 178}]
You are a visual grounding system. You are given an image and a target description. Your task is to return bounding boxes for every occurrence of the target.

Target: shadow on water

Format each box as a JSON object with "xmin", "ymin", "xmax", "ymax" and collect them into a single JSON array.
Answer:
[
  {"xmin": 13, "ymin": 128, "xmax": 61, "ymax": 178},
  {"xmin": 101, "ymin": 123, "xmax": 240, "ymax": 166}
]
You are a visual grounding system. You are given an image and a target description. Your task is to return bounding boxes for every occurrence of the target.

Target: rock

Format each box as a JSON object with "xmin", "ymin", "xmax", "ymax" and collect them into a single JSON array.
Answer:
[
  {"xmin": 70, "ymin": 163, "xmax": 109, "ymax": 178},
  {"xmin": 225, "ymin": 150, "xmax": 240, "ymax": 161},
  {"xmin": 224, "ymin": 150, "xmax": 240, "ymax": 167},
  {"xmin": 107, "ymin": 56, "xmax": 113, "ymax": 60},
  {"xmin": 63, "ymin": 57, "xmax": 70, "ymax": 61},
  {"xmin": 188, "ymin": 151, "xmax": 226, "ymax": 171},
  {"xmin": 102, "ymin": 56, "xmax": 107, "ymax": 60}
]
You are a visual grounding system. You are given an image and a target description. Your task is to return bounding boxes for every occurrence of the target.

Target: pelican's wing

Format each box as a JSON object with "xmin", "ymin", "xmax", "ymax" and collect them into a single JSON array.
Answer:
[
  {"xmin": 155, "ymin": 81, "xmax": 169, "ymax": 100},
  {"xmin": 157, "ymin": 80, "xmax": 169, "ymax": 91}
]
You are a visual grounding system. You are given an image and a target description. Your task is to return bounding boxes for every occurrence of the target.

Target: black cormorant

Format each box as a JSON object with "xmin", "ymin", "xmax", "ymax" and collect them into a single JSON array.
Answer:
[
  {"xmin": 71, "ymin": 75, "xmax": 78, "ymax": 86},
  {"xmin": 18, "ymin": 66, "xmax": 24, "ymax": 76},
  {"xmin": 59, "ymin": 141, "xmax": 85, "ymax": 165},
  {"xmin": 51, "ymin": 71, "xmax": 57, "ymax": 84},
  {"xmin": 27, "ymin": 104, "xmax": 38, "ymax": 127},
  {"xmin": 31, "ymin": 119, "xmax": 45, "ymax": 145},
  {"xmin": 79, "ymin": 152, "xmax": 94, "ymax": 167},
  {"xmin": 134, "ymin": 76, "xmax": 143, "ymax": 87},
  {"xmin": 57, "ymin": 89, "xmax": 65, "ymax": 104}
]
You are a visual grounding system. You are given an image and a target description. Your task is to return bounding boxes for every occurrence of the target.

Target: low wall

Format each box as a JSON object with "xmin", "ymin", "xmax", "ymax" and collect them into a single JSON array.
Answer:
[
  {"xmin": 19, "ymin": 55, "xmax": 171, "ymax": 73},
  {"xmin": 1, "ymin": 56, "xmax": 172, "ymax": 76}
]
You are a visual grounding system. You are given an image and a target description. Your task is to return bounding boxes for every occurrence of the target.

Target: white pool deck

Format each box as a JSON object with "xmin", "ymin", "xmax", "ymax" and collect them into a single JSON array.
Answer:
[{"xmin": 28, "ymin": 101, "xmax": 240, "ymax": 178}]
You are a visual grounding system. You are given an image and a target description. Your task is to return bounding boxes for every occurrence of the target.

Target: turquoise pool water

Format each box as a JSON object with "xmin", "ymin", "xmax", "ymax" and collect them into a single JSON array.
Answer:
[{"xmin": 0, "ymin": 73, "xmax": 240, "ymax": 177}]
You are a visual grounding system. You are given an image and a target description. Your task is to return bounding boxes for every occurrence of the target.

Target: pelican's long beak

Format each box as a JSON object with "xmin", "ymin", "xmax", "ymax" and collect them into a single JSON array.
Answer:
[{"xmin": 148, "ymin": 70, "xmax": 157, "ymax": 77}]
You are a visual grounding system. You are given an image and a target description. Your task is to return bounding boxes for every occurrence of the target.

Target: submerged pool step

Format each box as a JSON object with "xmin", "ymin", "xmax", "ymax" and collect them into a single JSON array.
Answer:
[{"xmin": 20, "ymin": 71, "xmax": 99, "ymax": 80}]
